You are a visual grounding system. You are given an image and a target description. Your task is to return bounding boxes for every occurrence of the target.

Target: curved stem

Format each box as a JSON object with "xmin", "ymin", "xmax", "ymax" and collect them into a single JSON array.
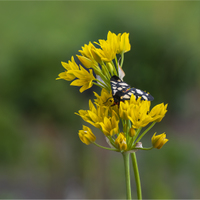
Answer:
[
  {"xmin": 93, "ymin": 142, "xmax": 117, "ymax": 151},
  {"xmin": 131, "ymin": 152, "xmax": 142, "ymax": 200},
  {"xmin": 94, "ymin": 78, "xmax": 109, "ymax": 90},
  {"xmin": 122, "ymin": 152, "xmax": 132, "ymax": 200},
  {"xmin": 120, "ymin": 53, "xmax": 124, "ymax": 68},
  {"xmin": 134, "ymin": 122, "xmax": 156, "ymax": 145},
  {"xmin": 134, "ymin": 146, "xmax": 153, "ymax": 151}
]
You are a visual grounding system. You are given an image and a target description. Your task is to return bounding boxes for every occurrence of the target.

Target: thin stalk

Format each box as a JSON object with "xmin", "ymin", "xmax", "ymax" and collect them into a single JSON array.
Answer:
[
  {"xmin": 120, "ymin": 53, "xmax": 124, "ymax": 68},
  {"xmin": 92, "ymin": 82, "xmax": 109, "ymax": 91},
  {"xmin": 131, "ymin": 152, "xmax": 142, "ymax": 200},
  {"xmin": 134, "ymin": 146, "xmax": 153, "ymax": 151},
  {"xmin": 122, "ymin": 152, "xmax": 132, "ymax": 200},
  {"xmin": 101, "ymin": 62, "xmax": 111, "ymax": 79},
  {"xmin": 114, "ymin": 56, "xmax": 119, "ymax": 76},
  {"xmin": 94, "ymin": 78, "xmax": 109, "ymax": 90},
  {"xmin": 111, "ymin": 60, "xmax": 118, "ymax": 76},
  {"xmin": 93, "ymin": 142, "xmax": 117, "ymax": 151},
  {"xmin": 134, "ymin": 122, "xmax": 156, "ymax": 145}
]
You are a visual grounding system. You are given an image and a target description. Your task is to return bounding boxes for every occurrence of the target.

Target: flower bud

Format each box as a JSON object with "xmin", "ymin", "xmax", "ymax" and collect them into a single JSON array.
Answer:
[
  {"xmin": 78, "ymin": 125, "xmax": 96, "ymax": 145},
  {"xmin": 115, "ymin": 133, "xmax": 127, "ymax": 151},
  {"xmin": 151, "ymin": 132, "xmax": 168, "ymax": 149},
  {"xmin": 129, "ymin": 127, "xmax": 136, "ymax": 137}
]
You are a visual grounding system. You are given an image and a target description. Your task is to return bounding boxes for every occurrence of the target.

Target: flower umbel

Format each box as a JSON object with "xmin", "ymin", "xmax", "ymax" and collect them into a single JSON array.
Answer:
[{"xmin": 57, "ymin": 31, "xmax": 169, "ymax": 200}]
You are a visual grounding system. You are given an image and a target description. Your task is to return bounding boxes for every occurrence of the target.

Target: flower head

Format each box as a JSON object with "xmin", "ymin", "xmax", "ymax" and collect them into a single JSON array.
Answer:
[
  {"xmin": 151, "ymin": 132, "xmax": 168, "ymax": 149},
  {"xmin": 57, "ymin": 31, "xmax": 168, "ymax": 152}
]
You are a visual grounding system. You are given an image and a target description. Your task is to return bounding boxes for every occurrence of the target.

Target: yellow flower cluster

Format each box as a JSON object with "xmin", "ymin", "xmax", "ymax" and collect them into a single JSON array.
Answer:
[
  {"xmin": 57, "ymin": 31, "xmax": 131, "ymax": 93},
  {"xmin": 76, "ymin": 88, "xmax": 168, "ymax": 151},
  {"xmin": 57, "ymin": 31, "xmax": 168, "ymax": 151}
]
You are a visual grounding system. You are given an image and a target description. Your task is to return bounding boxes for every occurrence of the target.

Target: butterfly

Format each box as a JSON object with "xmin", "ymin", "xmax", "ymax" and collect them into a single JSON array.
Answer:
[{"xmin": 110, "ymin": 75, "xmax": 154, "ymax": 105}]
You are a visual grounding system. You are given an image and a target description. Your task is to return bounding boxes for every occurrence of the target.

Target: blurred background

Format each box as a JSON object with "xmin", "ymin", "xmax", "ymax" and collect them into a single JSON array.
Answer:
[{"xmin": 0, "ymin": 1, "xmax": 200, "ymax": 199}]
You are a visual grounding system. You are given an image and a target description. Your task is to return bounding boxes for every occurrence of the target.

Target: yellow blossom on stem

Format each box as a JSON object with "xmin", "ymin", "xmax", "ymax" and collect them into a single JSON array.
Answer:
[
  {"xmin": 118, "ymin": 32, "xmax": 131, "ymax": 54},
  {"xmin": 77, "ymin": 42, "xmax": 100, "ymax": 68},
  {"xmin": 70, "ymin": 66, "xmax": 95, "ymax": 93},
  {"xmin": 93, "ymin": 88, "xmax": 112, "ymax": 106},
  {"xmin": 151, "ymin": 132, "xmax": 168, "ymax": 149},
  {"xmin": 76, "ymin": 100, "xmax": 108, "ymax": 129},
  {"xmin": 94, "ymin": 40, "xmax": 117, "ymax": 62},
  {"xmin": 78, "ymin": 125, "xmax": 96, "ymax": 145},
  {"xmin": 56, "ymin": 56, "xmax": 79, "ymax": 81},
  {"xmin": 99, "ymin": 110, "xmax": 119, "ymax": 136},
  {"xmin": 119, "ymin": 100, "xmax": 130, "ymax": 120},
  {"xmin": 128, "ymin": 97, "xmax": 152, "ymax": 129},
  {"xmin": 76, "ymin": 55, "xmax": 95, "ymax": 69},
  {"xmin": 79, "ymin": 42, "xmax": 102, "ymax": 64},
  {"xmin": 115, "ymin": 133, "xmax": 127, "ymax": 151},
  {"xmin": 79, "ymin": 42, "xmax": 96, "ymax": 60},
  {"xmin": 149, "ymin": 103, "xmax": 168, "ymax": 122}
]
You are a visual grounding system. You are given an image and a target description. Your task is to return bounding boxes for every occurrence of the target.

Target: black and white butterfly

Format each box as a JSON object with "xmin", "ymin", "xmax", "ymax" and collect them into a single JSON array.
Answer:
[{"xmin": 110, "ymin": 75, "xmax": 154, "ymax": 105}]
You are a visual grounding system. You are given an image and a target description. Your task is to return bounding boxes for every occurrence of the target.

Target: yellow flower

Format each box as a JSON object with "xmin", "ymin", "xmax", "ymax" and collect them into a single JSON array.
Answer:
[
  {"xmin": 78, "ymin": 125, "xmax": 96, "ymax": 145},
  {"xmin": 99, "ymin": 110, "xmax": 119, "ymax": 136},
  {"xmin": 93, "ymin": 88, "xmax": 112, "ymax": 106},
  {"xmin": 94, "ymin": 31, "xmax": 121, "ymax": 62},
  {"xmin": 79, "ymin": 42, "xmax": 95, "ymax": 60},
  {"xmin": 115, "ymin": 133, "xmax": 127, "ymax": 151},
  {"xmin": 70, "ymin": 66, "xmax": 95, "ymax": 93},
  {"xmin": 76, "ymin": 100, "xmax": 108, "ymax": 129},
  {"xmin": 56, "ymin": 56, "xmax": 79, "ymax": 81},
  {"xmin": 149, "ymin": 103, "xmax": 168, "ymax": 122},
  {"xmin": 77, "ymin": 43, "xmax": 99, "ymax": 69},
  {"xmin": 119, "ymin": 100, "xmax": 130, "ymax": 120},
  {"xmin": 151, "ymin": 132, "xmax": 168, "ymax": 149},
  {"xmin": 94, "ymin": 40, "xmax": 117, "ymax": 62},
  {"xmin": 79, "ymin": 42, "xmax": 102, "ymax": 64},
  {"xmin": 76, "ymin": 55, "xmax": 95, "ymax": 69},
  {"xmin": 128, "ymin": 97, "xmax": 152, "ymax": 129},
  {"xmin": 118, "ymin": 32, "xmax": 131, "ymax": 54}
]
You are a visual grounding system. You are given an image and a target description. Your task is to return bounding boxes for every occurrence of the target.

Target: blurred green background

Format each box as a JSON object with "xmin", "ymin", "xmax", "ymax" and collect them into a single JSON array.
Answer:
[{"xmin": 0, "ymin": 1, "xmax": 200, "ymax": 199}]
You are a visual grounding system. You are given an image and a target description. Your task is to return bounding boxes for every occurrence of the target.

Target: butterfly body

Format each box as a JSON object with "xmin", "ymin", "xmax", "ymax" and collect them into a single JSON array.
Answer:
[{"xmin": 110, "ymin": 75, "xmax": 154, "ymax": 105}]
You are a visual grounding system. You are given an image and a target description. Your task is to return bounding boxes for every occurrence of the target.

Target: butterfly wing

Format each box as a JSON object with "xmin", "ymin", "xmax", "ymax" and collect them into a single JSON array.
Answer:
[
  {"xmin": 110, "ymin": 75, "xmax": 154, "ymax": 104},
  {"xmin": 110, "ymin": 75, "xmax": 130, "ymax": 96},
  {"xmin": 122, "ymin": 88, "xmax": 154, "ymax": 101}
]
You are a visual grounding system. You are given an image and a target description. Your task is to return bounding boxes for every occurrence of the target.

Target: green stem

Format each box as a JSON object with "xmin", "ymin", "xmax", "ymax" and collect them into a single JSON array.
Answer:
[
  {"xmin": 134, "ymin": 146, "xmax": 153, "ymax": 151},
  {"xmin": 93, "ymin": 142, "xmax": 117, "ymax": 151},
  {"xmin": 114, "ymin": 56, "xmax": 119, "ymax": 76},
  {"xmin": 122, "ymin": 152, "xmax": 132, "ymax": 200},
  {"xmin": 94, "ymin": 78, "xmax": 109, "ymax": 90},
  {"xmin": 131, "ymin": 152, "xmax": 142, "ymax": 200},
  {"xmin": 134, "ymin": 122, "xmax": 156, "ymax": 145},
  {"xmin": 120, "ymin": 53, "xmax": 124, "ymax": 68},
  {"xmin": 111, "ymin": 60, "xmax": 118, "ymax": 76},
  {"xmin": 93, "ymin": 81, "xmax": 106, "ymax": 90}
]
